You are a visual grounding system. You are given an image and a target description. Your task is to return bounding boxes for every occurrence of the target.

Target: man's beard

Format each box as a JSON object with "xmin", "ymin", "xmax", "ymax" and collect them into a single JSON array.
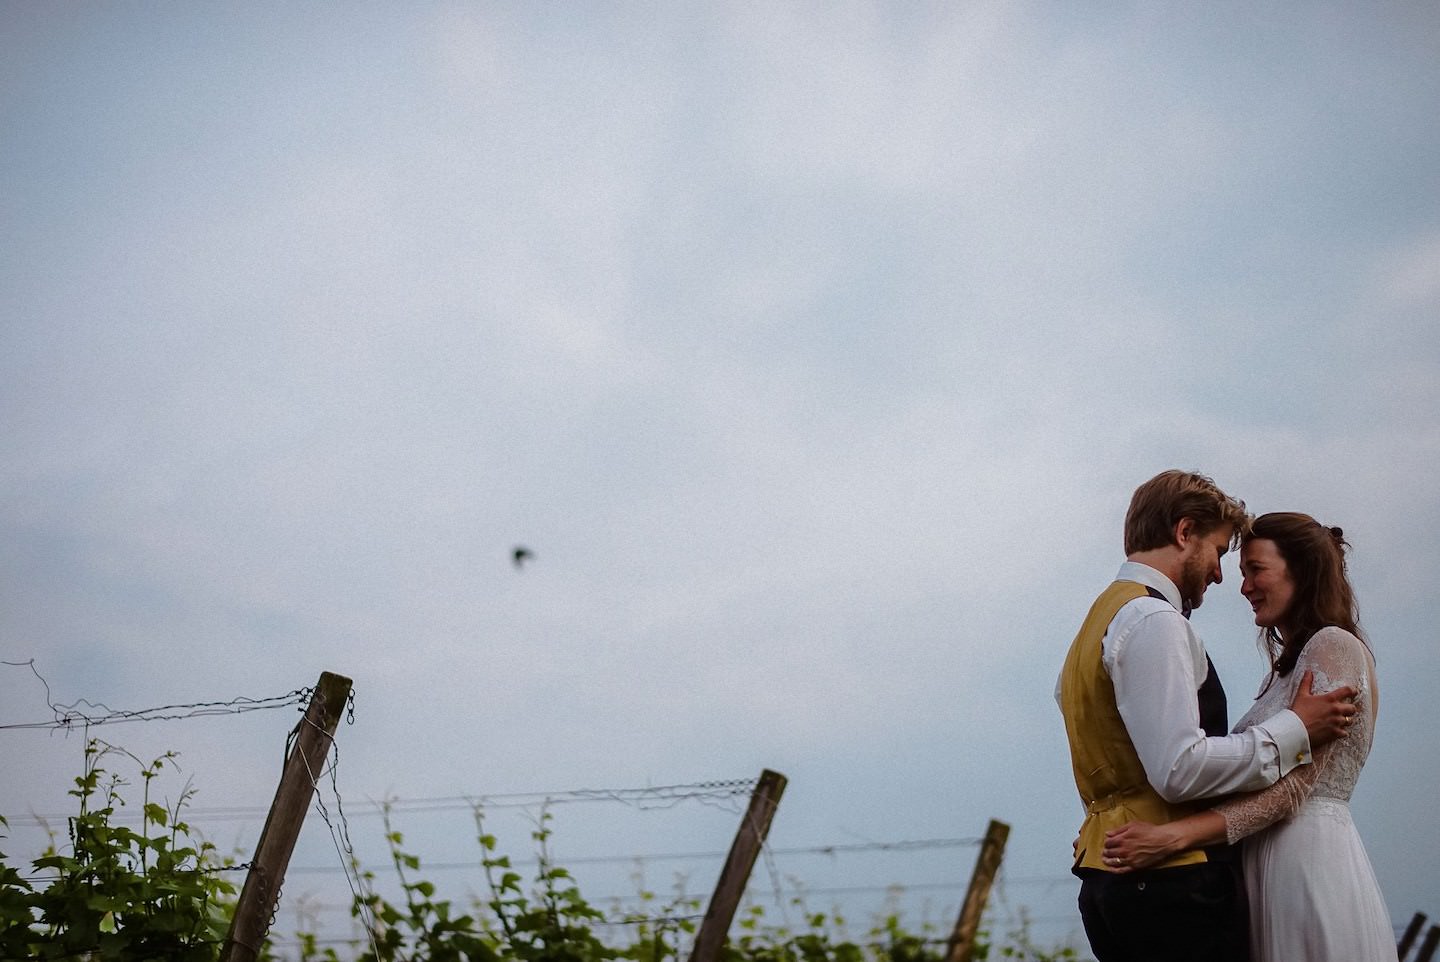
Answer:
[{"xmin": 1179, "ymin": 552, "xmax": 1210, "ymax": 613}]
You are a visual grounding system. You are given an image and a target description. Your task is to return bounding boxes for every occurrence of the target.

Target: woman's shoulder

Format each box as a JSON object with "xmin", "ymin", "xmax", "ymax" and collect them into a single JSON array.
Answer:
[
  {"xmin": 1298, "ymin": 626, "xmax": 1373, "ymax": 681},
  {"xmin": 1308, "ymin": 624, "xmax": 1365, "ymax": 651}
]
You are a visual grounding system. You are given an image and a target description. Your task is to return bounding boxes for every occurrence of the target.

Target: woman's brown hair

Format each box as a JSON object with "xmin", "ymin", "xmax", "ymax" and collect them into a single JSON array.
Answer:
[{"xmin": 1247, "ymin": 511, "xmax": 1365, "ymax": 677}]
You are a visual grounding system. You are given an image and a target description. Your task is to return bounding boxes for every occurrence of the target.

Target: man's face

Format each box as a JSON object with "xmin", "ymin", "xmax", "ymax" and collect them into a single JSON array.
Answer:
[{"xmin": 1177, "ymin": 523, "xmax": 1234, "ymax": 612}]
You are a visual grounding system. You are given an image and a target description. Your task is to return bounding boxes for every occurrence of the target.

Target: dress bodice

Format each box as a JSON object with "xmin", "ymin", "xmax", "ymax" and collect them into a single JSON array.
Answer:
[{"xmin": 1219, "ymin": 626, "xmax": 1376, "ymax": 843}]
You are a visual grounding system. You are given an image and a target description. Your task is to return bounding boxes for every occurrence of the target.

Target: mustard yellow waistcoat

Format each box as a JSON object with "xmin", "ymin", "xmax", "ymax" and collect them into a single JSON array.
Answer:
[{"xmin": 1059, "ymin": 581, "xmax": 1210, "ymax": 872}]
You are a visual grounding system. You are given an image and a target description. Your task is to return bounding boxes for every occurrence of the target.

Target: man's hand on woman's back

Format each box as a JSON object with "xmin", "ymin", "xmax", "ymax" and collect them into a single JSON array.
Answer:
[{"xmin": 1290, "ymin": 669, "xmax": 1359, "ymax": 747}]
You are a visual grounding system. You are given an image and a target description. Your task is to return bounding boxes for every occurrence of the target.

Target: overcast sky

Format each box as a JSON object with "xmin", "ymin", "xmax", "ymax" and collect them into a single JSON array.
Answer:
[{"xmin": 3, "ymin": 2, "xmax": 1438, "ymax": 954}]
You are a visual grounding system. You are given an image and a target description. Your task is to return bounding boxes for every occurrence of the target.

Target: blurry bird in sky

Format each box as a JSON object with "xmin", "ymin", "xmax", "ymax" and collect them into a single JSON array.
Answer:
[{"xmin": 512, "ymin": 546, "xmax": 533, "ymax": 569}]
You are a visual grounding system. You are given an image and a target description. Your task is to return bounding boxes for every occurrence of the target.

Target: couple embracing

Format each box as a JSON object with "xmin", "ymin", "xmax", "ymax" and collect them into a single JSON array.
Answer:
[{"xmin": 1057, "ymin": 470, "xmax": 1396, "ymax": 962}]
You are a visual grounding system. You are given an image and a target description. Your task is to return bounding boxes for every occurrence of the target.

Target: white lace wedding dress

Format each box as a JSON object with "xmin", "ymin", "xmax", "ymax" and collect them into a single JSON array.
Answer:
[{"xmin": 1217, "ymin": 626, "xmax": 1398, "ymax": 961}]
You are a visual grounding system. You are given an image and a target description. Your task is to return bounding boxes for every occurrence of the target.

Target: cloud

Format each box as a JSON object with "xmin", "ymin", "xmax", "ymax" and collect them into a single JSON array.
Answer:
[{"xmin": 3, "ymin": 2, "xmax": 1438, "ymax": 948}]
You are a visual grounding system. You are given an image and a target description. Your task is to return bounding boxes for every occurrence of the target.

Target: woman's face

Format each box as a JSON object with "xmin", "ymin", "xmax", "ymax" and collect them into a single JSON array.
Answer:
[{"xmin": 1240, "ymin": 538, "xmax": 1296, "ymax": 633}]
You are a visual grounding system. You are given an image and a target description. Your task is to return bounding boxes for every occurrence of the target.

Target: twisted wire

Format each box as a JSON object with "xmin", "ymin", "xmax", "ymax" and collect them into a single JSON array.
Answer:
[{"xmin": 1, "ymin": 660, "xmax": 308, "ymax": 731}]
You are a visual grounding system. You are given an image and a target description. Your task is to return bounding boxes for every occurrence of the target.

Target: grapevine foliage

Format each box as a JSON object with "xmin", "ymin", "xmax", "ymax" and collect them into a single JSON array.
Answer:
[
  {"xmin": 0, "ymin": 744, "xmax": 1078, "ymax": 962},
  {"xmin": 0, "ymin": 740, "xmax": 236, "ymax": 960}
]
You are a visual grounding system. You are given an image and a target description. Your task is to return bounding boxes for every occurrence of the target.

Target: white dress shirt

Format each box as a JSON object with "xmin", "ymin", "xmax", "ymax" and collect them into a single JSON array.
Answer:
[{"xmin": 1059, "ymin": 561, "xmax": 1312, "ymax": 803}]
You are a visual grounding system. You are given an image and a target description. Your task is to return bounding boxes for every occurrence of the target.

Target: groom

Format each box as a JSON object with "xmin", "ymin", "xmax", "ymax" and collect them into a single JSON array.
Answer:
[{"xmin": 1057, "ymin": 470, "xmax": 1357, "ymax": 962}]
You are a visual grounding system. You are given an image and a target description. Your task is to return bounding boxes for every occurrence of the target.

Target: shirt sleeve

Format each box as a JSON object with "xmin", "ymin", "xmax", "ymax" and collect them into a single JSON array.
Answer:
[{"xmin": 1108, "ymin": 607, "xmax": 1311, "ymax": 803}]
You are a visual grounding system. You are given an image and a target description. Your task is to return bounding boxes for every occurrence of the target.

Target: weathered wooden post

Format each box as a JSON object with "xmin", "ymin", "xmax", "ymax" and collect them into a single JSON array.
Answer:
[
  {"xmin": 944, "ymin": 818, "xmax": 1010, "ymax": 962},
  {"xmin": 220, "ymin": 671, "xmax": 352, "ymax": 962},
  {"xmin": 1400, "ymin": 913, "xmax": 1428, "ymax": 960},
  {"xmin": 688, "ymin": 769, "xmax": 788, "ymax": 962},
  {"xmin": 1416, "ymin": 923, "xmax": 1440, "ymax": 962}
]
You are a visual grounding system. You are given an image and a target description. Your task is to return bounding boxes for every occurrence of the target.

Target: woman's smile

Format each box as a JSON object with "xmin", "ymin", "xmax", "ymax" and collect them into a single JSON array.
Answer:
[{"xmin": 1239, "ymin": 538, "xmax": 1296, "ymax": 633}]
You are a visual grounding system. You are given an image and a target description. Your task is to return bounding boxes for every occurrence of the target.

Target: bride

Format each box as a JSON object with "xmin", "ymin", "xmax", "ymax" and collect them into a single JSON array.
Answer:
[{"xmin": 1101, "ymin": 512, "xmax": 1397, "ymax": 962}]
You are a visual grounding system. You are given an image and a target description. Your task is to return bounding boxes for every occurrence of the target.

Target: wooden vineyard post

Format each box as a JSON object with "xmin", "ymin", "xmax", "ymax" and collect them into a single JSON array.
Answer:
[
  {"xmin": 688, "ymin": 769, "xmax": 788, "ymax": 962},
  {"xmin": 1399, "ymin": 913, "xmax": 1428, "ymax": 960},
  {"xmin": 220, "ymin": 671, "xmax": 353, "ymax": 962},
  {"xmin": 1416, "ymin": 923, "xmax": 1440, "ymax": 962},
  {"xmin": 944, "ymin": 818, "xmax": 1011, "ymax": 962}
]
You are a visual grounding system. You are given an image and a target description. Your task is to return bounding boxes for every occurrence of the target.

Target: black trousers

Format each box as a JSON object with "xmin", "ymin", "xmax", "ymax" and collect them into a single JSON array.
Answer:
[{"xmin": 1077, "ymin": 862, "xmax": 1250, "ymax": 962}]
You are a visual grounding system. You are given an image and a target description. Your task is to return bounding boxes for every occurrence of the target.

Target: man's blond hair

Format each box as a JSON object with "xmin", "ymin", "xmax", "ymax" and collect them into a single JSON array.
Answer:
[{"xmin": 1123, "ymin": 470, "xmax": 1251, "ymax": 555}]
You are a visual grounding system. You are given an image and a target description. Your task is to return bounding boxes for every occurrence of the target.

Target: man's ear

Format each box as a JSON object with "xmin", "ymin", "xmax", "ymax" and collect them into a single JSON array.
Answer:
[{"xmin": 1173, "ymin": 517, "xmax": 1196, "ymax": 548}]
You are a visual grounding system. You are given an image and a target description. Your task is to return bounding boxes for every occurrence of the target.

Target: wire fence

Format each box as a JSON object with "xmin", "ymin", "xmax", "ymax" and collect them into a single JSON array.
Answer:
[
  {"xmin": 1, "ymin": 658, "xmax": 312, "ymax": 732},
  {"xmin": 0, "ymin": 660, "xmax": 1087, "ymax": 956}
]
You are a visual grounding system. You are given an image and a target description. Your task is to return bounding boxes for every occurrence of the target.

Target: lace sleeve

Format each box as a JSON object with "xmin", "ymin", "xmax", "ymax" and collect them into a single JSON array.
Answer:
[
  {"xmin": 1215, "ymin": 736, "xmax": 1331, "ymax": 843},
  {"xmin": 1214, "ymin": 628, "xmax": 1368, "ymax": 844},
  {"xmin": 1295, "ymin": 627, "xmax": 1369, "ymax": 701}
]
